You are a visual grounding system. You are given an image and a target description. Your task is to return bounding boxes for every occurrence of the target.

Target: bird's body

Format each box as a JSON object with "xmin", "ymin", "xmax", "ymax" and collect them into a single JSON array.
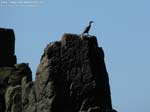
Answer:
[{"xmin": 82, "ymin": 21, "xmax": 94, "ymax": 35}]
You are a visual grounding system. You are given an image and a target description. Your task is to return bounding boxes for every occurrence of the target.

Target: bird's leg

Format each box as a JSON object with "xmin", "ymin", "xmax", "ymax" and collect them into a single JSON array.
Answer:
[
  {"xmin": 87, "ymin": 32, "xmax": 89, "ymax": 36},
  {"xmin": 80, "ymin": 34, "xmax": 84, "ymax": 40}
]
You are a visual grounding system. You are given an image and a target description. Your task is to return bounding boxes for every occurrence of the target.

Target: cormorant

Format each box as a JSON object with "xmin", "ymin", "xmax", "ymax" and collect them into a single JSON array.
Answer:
[{"xmin": 82, "ymin": 21, "xmax": 94, "ymax": 35}]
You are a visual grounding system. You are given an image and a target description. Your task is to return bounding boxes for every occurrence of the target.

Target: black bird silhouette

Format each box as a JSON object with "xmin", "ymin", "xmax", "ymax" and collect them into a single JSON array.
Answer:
[{"xmin": 82, "ymin": 21, "xmax": 94, "ymax": 35}]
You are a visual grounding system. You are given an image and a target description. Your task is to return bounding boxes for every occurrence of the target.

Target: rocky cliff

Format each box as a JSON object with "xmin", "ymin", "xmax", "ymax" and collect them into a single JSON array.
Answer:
[{"xmin": 0, "ymin": 28, "xmax": 117, "ymax": 112}]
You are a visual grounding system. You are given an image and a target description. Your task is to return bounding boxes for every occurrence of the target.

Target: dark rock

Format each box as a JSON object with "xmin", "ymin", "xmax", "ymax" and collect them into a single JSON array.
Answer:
[
  {"xmin": 0, "ymin": 91, "xmax": 5, "ymax": 112},
  {"xmin": 0, "ymin": 31, "xmax": 117, "ymax": 112},
  {"xmin": 0, "ymin": 28, "xmax": 16, "ymax": 66},
  {"xmin": 32, "ymin": 33, "xmax": 116, "ymax": 112}
]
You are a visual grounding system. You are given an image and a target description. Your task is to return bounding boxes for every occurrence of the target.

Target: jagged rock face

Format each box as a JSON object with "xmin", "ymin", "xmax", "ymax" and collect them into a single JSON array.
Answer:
[
  {"xmin": 0, "ymin": 31, "xmax": 117, "ymax": 112},
  {"xmin": 33, "ymin": 34, "xmax": 115, "ymax": 112},
  {"xmin": 0, "ymin": 63, "xmax": 32, "ymax": 112}
]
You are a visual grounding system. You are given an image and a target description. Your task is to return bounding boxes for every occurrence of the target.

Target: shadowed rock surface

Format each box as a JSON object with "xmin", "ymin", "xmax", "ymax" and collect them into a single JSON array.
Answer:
[
  {"xmin": 0, "ymin": 28, "xmax": 117, "ymax": 112},
  {"xmin": 0, "ymin": 28, "xmax": 16, "ymax": 67}
]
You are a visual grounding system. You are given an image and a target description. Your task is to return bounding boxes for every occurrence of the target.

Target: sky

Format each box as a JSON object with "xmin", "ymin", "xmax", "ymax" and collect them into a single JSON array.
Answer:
[{"xmin": 0, "ymin": 0, "xmax": 150, "ymax": 112}]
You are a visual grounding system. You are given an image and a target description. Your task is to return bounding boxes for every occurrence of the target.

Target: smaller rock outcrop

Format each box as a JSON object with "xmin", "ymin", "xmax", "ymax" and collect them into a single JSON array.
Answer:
[
  {"xmin": 0, "ymin": 28, "xmax": 32, "ymax": 112},
  {"xmin": 0, "ymin": 63, "xmax": 32, "ymax": 112},
  {"xmin": 0, "ymin": 28, "xmax": 16, "ymax": 66}
]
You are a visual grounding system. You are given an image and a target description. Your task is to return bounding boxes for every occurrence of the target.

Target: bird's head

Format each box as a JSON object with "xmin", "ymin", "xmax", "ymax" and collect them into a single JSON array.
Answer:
[{"xmin": 89, "ymin": 21, "xmax": 94, "ymax": 24}]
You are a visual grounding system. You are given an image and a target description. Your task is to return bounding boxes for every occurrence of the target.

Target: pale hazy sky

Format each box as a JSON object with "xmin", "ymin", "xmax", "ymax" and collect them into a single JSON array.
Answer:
[{"xmin": 0, "ymin": 0, "xmax": 150, "ymax": 112}]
